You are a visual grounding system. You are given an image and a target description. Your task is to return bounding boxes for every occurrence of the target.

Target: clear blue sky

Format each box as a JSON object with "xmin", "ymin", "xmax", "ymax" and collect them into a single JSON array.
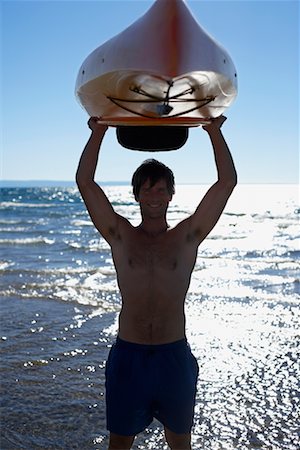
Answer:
[{"xmin": 1, "ymin": 0, "xmax": 299, "ymax": 184}]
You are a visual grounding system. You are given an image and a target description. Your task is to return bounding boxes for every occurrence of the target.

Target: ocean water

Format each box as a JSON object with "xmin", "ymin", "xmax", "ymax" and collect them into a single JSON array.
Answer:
[{"xmin": 0, "ymin": 184, "xmax": 299, "ymax": 450}]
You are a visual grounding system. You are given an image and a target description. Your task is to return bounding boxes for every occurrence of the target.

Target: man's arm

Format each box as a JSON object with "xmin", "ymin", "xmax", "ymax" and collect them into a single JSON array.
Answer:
[
  {"xmin": 76, "ymin": 117, "xmax": 120, "ymax": 243},
  {"xmin": 188, "ymin": 116, "xmax": 237, "ymax": 244}
]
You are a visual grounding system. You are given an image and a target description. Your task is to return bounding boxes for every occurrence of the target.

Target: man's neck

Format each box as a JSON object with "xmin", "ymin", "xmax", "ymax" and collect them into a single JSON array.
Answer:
[{"xmin": 138, "ymin": 219, "xmax": 169, "ymax": 237}]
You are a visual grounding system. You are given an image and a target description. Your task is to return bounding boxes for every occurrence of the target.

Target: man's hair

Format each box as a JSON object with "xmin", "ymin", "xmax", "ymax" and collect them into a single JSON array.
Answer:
[{"xmin": 131, "ymin": 159, "xmax": 175, "ymax": 200}]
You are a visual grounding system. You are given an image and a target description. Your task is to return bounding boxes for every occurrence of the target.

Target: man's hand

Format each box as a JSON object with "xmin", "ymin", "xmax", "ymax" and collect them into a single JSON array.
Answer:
[
  {"xmin": 88, "ymin": 116, "xmax": 108, "ymax": 134},
  {"xmin": 202, "ymin": 115, "xmax": 227, "ymax": 133}
]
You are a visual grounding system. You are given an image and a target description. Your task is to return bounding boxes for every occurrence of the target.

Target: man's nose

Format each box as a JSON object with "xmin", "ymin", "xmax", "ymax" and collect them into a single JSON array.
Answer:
[{"xmin": 149, "ymin": 191, "xmax": 160, "ymax": 200}]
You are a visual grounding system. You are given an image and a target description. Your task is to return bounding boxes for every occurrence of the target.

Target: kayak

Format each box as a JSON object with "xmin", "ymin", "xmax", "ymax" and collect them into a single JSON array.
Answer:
[{"xmin": 75, "ymin": 0, "xmax": 237, "ymax": 150}]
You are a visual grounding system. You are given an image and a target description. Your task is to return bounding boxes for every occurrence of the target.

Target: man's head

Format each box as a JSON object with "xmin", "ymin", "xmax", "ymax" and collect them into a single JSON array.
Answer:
[{"xmin": 131, "ymin": 159, "xmax": 175, "ymax": 201}]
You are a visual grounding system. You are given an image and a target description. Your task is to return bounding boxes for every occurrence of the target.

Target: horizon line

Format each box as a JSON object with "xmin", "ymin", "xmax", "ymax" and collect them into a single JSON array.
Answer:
[{"xmin": 0, "ymin": 180, "xmax": 298, "ymax": 188}]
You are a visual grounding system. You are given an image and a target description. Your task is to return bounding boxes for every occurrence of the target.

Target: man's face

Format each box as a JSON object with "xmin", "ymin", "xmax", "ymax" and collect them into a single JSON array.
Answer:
[{"xmin": 137, "ymin": 178, "xmax": 172, "ymax": 218}]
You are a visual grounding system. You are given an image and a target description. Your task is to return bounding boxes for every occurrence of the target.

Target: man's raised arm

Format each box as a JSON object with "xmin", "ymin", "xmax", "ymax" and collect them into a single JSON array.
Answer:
[
  {"xmin": 188, "ymin": 116, "xmax": 237, "ymax": 243},
  {"xmin": 76, "ymin": 117, "xmax": 119, "ymax": 243},
  {"xmin": 204, "ymin": 115, "xmax": 237, "ymax": 187}
]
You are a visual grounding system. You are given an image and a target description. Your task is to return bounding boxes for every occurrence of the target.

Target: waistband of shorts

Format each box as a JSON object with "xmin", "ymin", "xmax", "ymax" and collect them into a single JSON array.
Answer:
[{"xmin": 115, "ymin": 336, "xmax": 188, "ymax": 351}]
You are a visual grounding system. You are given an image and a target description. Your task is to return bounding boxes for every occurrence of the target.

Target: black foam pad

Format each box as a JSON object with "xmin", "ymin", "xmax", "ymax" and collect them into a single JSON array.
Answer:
[{"xmin": 116, "ymin": 126, "xmax": 189, "ymax": 152}]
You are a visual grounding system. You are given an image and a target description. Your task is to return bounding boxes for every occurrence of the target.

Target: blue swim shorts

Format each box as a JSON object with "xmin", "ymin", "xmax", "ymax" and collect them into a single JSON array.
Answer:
[{"xmin": 105, "ymin": 337, "xmax": 199, "ymax": 436}]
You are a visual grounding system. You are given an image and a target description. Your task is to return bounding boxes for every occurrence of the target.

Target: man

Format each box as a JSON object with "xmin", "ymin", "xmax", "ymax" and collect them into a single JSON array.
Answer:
[{"xmin": 76, "ymin": 115, "xmax": 237, "ymax": 449}]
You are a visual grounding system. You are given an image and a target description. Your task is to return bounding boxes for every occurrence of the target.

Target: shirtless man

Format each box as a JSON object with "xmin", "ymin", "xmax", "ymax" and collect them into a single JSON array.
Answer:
[{"xmin": 76, "ymin": 115, "xmax": 237, "ymax": 450}]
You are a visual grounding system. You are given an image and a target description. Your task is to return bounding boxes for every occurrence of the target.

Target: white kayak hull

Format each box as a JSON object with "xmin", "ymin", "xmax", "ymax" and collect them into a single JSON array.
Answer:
[{"xmin": 75, "ymin": 0, "xmax": 237, "ymax": 127}]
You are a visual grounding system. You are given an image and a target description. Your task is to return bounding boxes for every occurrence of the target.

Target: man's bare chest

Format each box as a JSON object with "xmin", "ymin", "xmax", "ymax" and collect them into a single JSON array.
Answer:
[
  {"xmin": 113, "ymin": 232, "xmax": 183, "ymax": 272},
  {"xmin": 127, "ymin": 240, "xmax": 180, "ymax": 271}
]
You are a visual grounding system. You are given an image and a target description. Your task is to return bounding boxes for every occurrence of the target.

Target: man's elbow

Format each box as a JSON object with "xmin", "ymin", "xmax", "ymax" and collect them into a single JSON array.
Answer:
[
  {"xmin": 228, "ymin": 174, "xmax": 238, "ymax": 191},
  {"xmin": 76, "ymin": 170, "xmax": 90, "ymax": 191},
  {"xmin": 231, "ymin": 171, "xmax": 238, "ymax": 188},
  {"xmin": 228, "ymin": 166, "xmax": 238, "ymax": 187},
  {"xmin": 220, "ymin": 173, "xmax": 238, "ymax": 192},
  {"xmin": 75, "ymin": 170, "xmax": 83, "ymax": 188}
]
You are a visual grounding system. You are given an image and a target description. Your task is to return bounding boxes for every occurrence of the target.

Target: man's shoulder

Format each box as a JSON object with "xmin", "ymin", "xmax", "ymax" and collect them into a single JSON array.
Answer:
[
  {"xmin": 116, "ymin": 214, "xmax": 134, "ymax": 232},
  {"xmin": 171, "ymin": 216, "xmax": 202, "ymax": 245},
  {"xmin": 168, "ymin": 218, "xmax": 192, "ymax": 240},
  {"xmin": 172, "ymin": 217, "xmax": 190, "ymax": 232}
]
